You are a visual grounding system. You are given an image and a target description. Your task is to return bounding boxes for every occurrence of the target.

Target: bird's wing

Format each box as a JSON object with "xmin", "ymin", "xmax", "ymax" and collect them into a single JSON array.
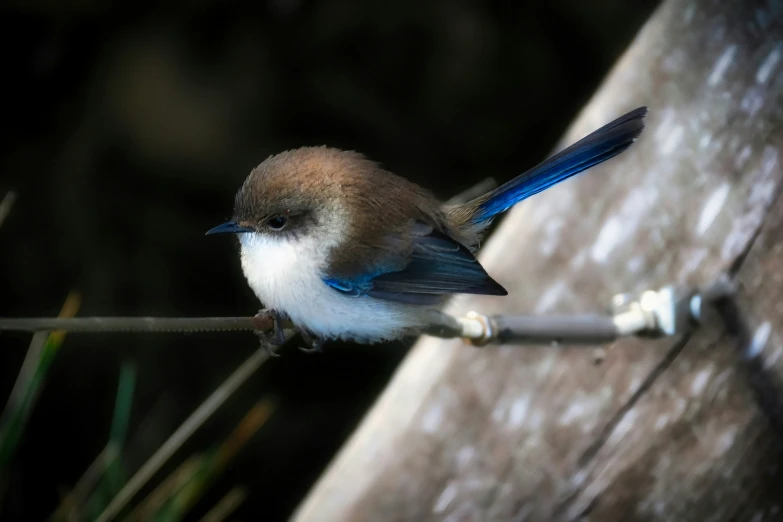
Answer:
[{"xmin": 323, "ymin": 222, "xmax": 507, "ymax": 305}]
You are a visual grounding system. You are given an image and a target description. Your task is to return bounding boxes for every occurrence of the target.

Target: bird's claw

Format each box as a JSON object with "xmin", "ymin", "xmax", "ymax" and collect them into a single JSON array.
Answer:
[
  {"xmin": 297, "ymin": 328, "xmax": 326, "ymax": 354},
  {"xmin": 298, "ymin": 341, "xmax": 325, "ymax": 354},
  {"xmin": 249, "ymin": 309, "xmax": 327, "ymax": 354},
  {"xmin": 252, "ymin": 309, "xmax": 288, "ymax": 356},
  {"xmin": 260, "ymin": 342, "xmax": 282, "ymax": 358}
]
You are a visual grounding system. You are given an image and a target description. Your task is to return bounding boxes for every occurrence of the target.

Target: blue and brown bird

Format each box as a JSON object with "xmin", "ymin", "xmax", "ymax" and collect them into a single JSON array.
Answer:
[{"xmin": 207, "ymin": 107, "xmax": 647, "ymax": 351}]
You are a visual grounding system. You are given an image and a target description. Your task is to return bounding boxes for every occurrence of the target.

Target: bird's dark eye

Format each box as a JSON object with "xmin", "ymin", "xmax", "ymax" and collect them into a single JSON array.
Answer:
[{"xmin": 266, "ymin": 215, "xmax": 288, "ymax": 230}]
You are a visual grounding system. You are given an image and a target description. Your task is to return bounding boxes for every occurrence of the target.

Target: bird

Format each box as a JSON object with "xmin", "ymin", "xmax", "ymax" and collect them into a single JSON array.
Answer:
[{"xmin": 207, "ymin": 106, "xmax": 647, "ymax": 352}]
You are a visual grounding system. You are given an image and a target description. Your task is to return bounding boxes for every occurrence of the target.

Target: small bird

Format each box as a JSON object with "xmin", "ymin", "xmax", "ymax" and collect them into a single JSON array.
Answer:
[{"xmin": 207, "ymin": 107, "xmax": 647, "ymax": 352}]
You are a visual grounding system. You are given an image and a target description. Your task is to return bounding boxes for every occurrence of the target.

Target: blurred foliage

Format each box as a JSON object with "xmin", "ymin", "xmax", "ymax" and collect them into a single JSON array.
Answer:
[
  {"xmin": 0, "ymin": 0, "xmax": 659, "ymax": 520},
  {"xmin": 0, "ymin": 292, "xmax": 81, "ymax": 472},
  {"xmin": 42, "ymin": 353, "xmax": 273, "ymax": 522}
]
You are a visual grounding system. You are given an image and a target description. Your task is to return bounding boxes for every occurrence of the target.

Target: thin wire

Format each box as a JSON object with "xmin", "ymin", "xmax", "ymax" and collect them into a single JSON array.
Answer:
[
  {"xmin": 2, "ymin": 280, "xmax": 737, "ymax": 343},
  {"xmin": 0, "ymin": 317, "xmax": 256, "ymax": 333},
  {"xmin": 0, "ymin": 313, "xmax": 629, "ymax": 346}
]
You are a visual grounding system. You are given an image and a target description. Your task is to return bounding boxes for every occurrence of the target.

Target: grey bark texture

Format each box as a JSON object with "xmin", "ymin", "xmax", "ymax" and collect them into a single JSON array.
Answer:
[{"xmin": 293, "ymin": 0, "xmax": 783, "ymax": 520}]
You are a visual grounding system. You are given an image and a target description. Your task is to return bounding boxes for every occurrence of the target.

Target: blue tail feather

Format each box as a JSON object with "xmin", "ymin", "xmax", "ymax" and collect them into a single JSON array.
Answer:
[{"xmin": 464, "ymin": 106, "xmax": 647, "ymax": 224}]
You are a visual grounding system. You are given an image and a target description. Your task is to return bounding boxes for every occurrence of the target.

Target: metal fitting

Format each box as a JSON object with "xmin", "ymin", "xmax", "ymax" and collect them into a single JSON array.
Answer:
[
  {"xmin": 459, "ymin": 311, "xmax": 495, "ymax": 346},
  {"xmin": 611, "ymin": 285, "xmax": 698, "ymax": 338}
]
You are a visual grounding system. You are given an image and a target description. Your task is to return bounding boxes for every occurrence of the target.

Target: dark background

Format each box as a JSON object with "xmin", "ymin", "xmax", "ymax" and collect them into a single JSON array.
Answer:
[{"xmin": 0, "ymin": 1, "xmax": 659, "ymax": 520}]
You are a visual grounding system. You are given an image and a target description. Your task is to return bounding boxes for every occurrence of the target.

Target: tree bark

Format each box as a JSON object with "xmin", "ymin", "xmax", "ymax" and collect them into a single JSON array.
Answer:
[{"xmin": 293, "ymin": 0, "xmax": 783, "ymax": 520}]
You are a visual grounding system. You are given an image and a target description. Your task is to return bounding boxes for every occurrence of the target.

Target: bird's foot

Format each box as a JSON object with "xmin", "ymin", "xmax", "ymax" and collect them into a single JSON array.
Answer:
[
  {"xmin": 297, "ymin": 327, "xmax": 326, "ymax": 354},
  {"xmin": 251, "ymin": 309, "xmax": 289, "ymax": 357}
]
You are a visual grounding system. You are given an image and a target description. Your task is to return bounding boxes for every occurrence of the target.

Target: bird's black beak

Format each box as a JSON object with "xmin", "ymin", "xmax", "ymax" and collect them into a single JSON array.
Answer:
[{"xmin": 205, "ymin": 221, "xmax": 254, "ymax": 236}]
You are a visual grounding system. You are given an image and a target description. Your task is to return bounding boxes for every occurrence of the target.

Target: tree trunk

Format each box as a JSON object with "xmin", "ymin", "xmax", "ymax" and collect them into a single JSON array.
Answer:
[{"xmin": 293, "ymin": 0, "xmax": 783, "ymax": 520}]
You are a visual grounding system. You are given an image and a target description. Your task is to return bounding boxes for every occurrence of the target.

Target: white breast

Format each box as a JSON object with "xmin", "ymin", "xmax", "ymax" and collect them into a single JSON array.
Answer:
[{"xmin": 239, "ymin": 232, "xmax": 422, "ymax": 342}]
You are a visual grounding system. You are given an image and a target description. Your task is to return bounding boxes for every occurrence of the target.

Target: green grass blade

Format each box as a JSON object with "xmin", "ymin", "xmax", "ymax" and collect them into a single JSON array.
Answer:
[
  {"xmin": 103, "ymin": 361, "xmax": 136, "ymax": 497},
  {"xmin": 0, "ymin": 292, "xmax": 81, "ymax": 469}
]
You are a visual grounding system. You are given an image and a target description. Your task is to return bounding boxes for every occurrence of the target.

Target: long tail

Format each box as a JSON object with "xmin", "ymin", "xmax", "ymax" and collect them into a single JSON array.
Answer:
[{"xmin": 454, "ymin": 106, "xmax": 647, "ymax": 225}]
